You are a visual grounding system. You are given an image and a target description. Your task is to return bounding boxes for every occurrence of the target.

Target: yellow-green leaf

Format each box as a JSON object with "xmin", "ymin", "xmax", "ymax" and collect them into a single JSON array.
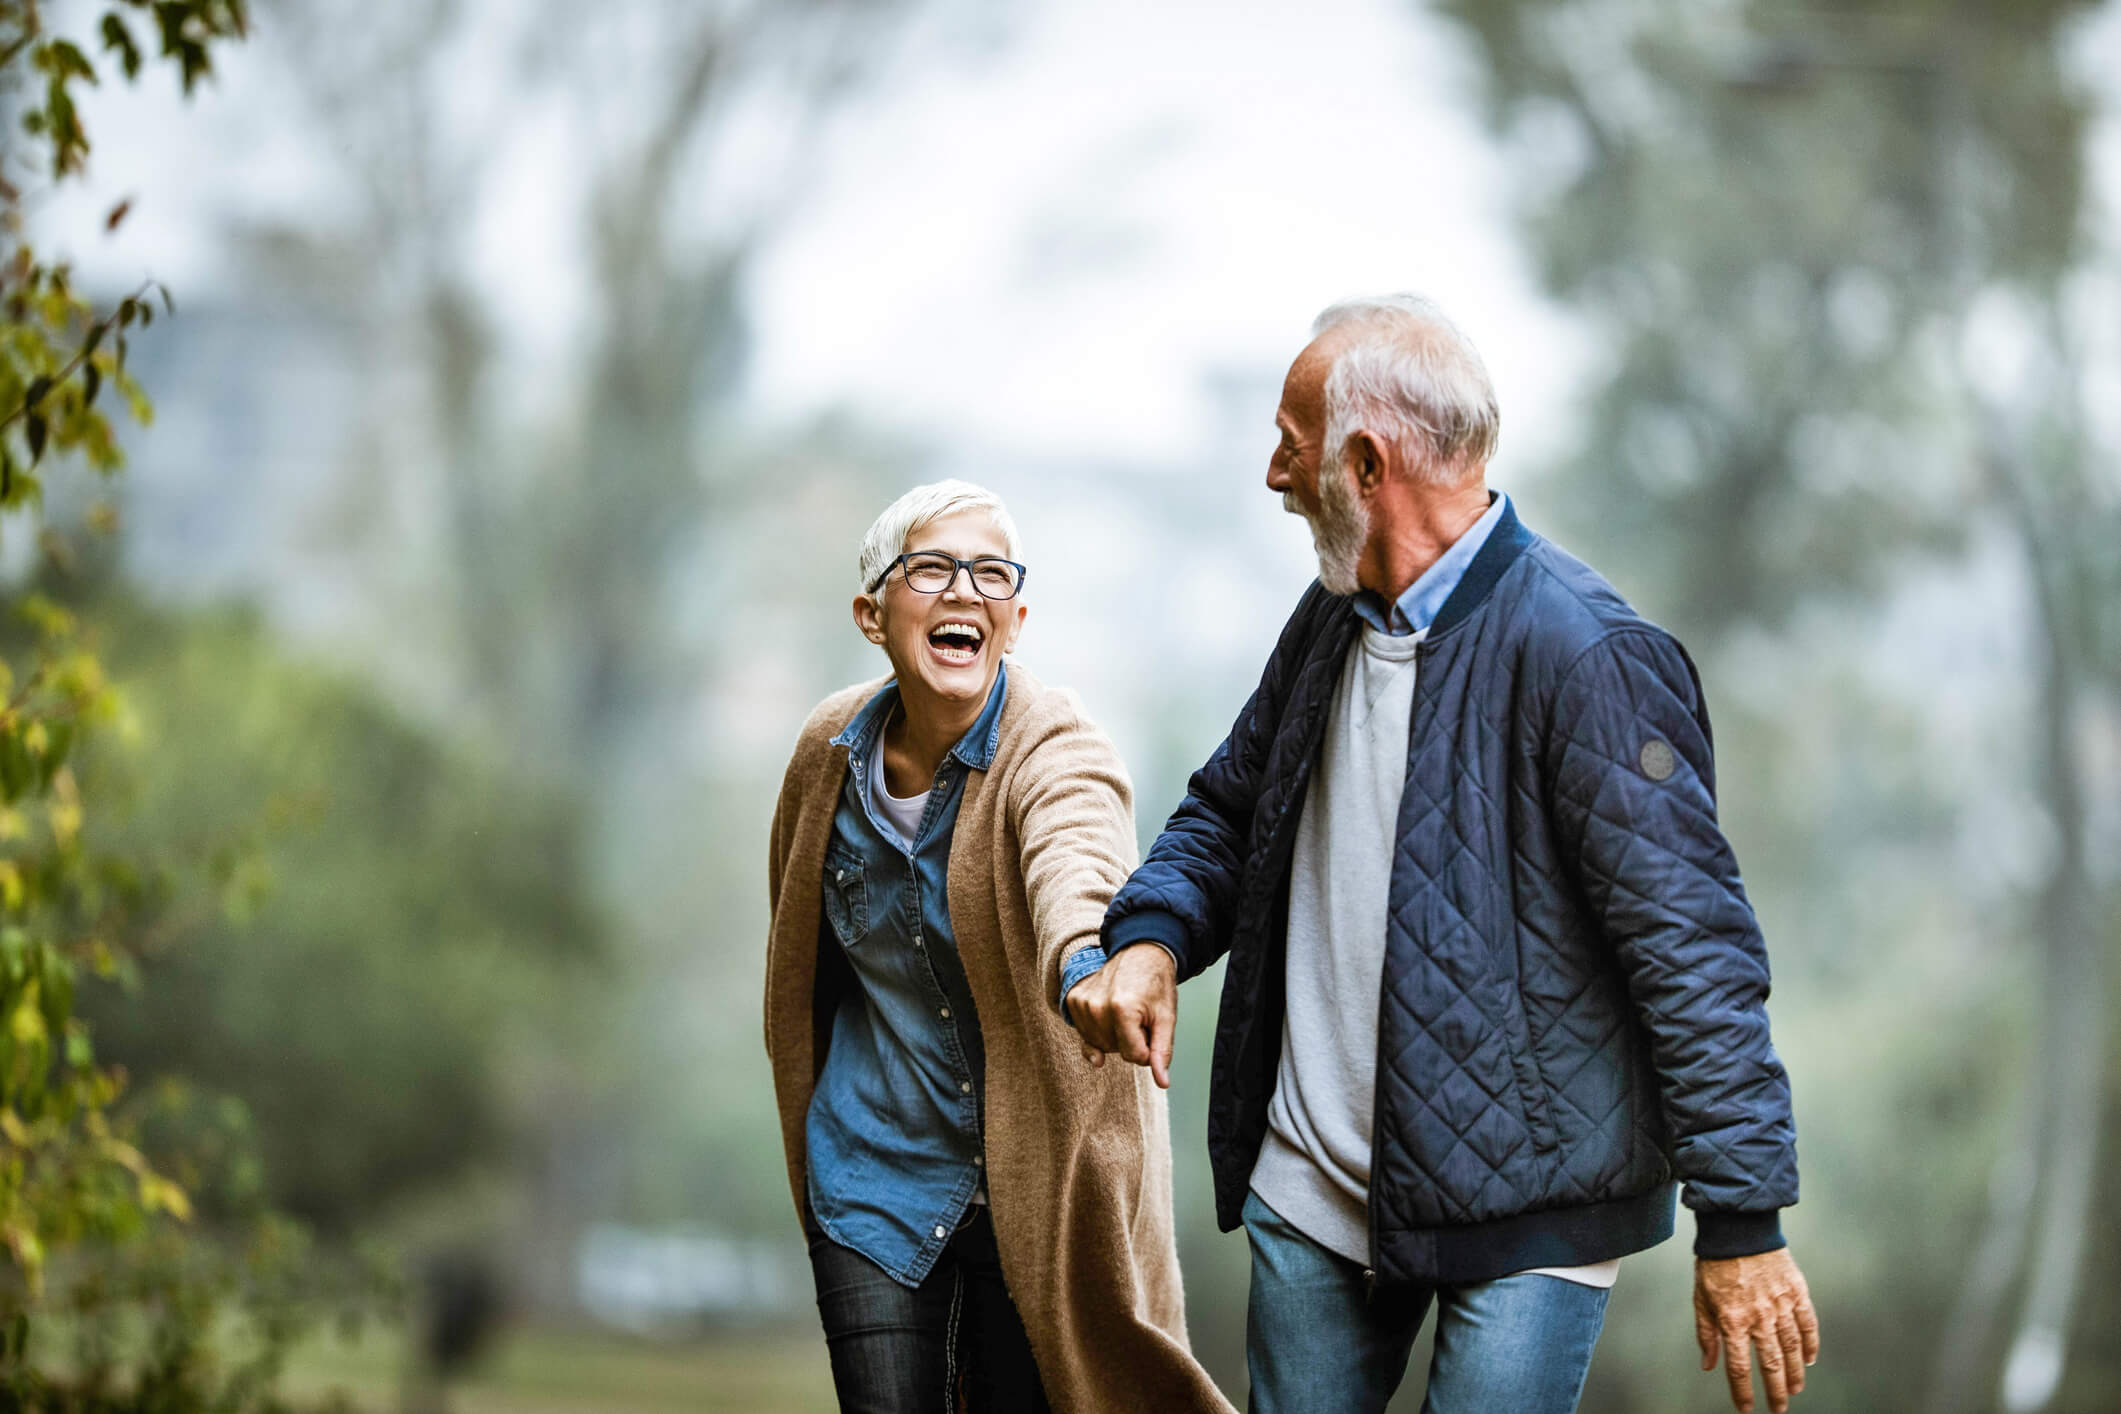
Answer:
[{"xmin": 139, "ymin": 1173, "xmax": 191, "ymax": 1220}]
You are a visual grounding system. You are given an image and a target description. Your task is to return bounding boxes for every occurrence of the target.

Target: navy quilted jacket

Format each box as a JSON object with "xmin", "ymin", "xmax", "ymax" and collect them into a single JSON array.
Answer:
[{"xmin": 1102, "ymin": 502, "xmax": 1798, "ymax": 1285}]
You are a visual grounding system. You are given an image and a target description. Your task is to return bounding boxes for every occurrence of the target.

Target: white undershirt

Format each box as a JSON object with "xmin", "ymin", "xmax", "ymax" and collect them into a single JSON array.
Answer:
[{"xmin": 866, "ymin": 744, "xmax": 929, "ymax": 850}]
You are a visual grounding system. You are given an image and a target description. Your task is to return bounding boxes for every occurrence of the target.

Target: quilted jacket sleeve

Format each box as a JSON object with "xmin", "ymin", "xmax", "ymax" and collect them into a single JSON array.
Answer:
[
  {"xmin": 1545, "ymin": 627, "xmax": 1799, "ymax": 1257},
  {"xmin": 1101, "ymin": 585, "xmax": 1323, "ymax": 981}
]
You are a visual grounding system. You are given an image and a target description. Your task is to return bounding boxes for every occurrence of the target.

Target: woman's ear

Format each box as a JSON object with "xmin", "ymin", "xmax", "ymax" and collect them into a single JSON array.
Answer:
[
  {"xmin": 1002, "ymin": 600, "xmax": 1028, "ymax": 654},
  {"xmin": 852, "ymin": 594, "xmax": 886, "ymax": 645}
]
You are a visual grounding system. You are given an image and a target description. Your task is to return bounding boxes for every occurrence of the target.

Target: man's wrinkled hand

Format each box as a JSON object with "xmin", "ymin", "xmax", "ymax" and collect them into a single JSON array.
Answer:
[
  {"xmin": 1695, "ymin": 1247, "xmax": 1820, "ymax": 1414},
  {"xmin": 1069, "ymin": 945, "xmax": 1179, "ymax": 1089}
]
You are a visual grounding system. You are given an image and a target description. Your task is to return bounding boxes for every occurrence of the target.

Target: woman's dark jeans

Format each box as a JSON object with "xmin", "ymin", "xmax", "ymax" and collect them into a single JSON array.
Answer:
[{"xmin": 806, "ymin": 1205, "xmax": 1049, "ymax": 1413}]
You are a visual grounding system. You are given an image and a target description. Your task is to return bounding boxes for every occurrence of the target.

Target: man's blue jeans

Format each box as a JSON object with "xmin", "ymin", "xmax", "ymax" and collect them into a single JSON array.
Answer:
[{"xmin": 1243, "ymin": 1190, "xmax": 1609, "ymax": 1414}]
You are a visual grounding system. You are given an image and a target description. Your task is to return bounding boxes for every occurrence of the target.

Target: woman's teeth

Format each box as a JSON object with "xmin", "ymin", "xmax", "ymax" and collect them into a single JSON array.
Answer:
[{"xmin": 929, "ymin": 623, "xmax": 983, "ymax": 662}]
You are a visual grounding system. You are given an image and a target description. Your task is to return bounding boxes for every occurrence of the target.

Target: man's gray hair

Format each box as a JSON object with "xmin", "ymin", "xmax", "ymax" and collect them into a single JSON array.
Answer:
[
  {"xmin": 1311, "ymin": 294, "xmax": 1500, "ymax": 483},
  {"xmin": 857, "ymin": 478, "xmax": 1024, "ymax": 597}
]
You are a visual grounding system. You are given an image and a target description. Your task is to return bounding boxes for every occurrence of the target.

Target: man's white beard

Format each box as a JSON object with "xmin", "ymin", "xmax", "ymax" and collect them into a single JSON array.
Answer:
[{"xmin": 1297, "ymin": 461, "xmax": 1367, "ymax": 595}]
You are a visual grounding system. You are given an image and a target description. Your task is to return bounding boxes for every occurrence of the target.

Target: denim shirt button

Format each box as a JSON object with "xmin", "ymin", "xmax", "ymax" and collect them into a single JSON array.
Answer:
[
  {"xmin": 959, "ymin": 1081, "xmax": 972, "ymax": 1094},
  {"xmin": 934, "ymin": 1225, "xmax": 947, "ymax": 1240},
  {"xmin": 939, "ymin": 1007, "xmax": 951, "ymax": 1019}
]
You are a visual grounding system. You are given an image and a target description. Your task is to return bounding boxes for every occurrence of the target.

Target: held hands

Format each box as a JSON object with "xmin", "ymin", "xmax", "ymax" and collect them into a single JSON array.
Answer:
[
  {"xmin": 1695, "ymin": 1247, "xmax": 1821, "ymax": 1414},
  {"xmin": 1070, "ymin": 944, "xmax": 1179, "ymax": 1089}
]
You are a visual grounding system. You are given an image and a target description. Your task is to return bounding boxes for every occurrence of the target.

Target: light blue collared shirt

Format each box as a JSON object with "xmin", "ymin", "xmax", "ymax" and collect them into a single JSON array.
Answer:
[
  {"xmin": 1060, "ymin": 492, "xmax": 1512, "ymax": 1012},
  {"xmin": 1347, "ymin": 491, "xmax": 1510, "ymax": 637}
]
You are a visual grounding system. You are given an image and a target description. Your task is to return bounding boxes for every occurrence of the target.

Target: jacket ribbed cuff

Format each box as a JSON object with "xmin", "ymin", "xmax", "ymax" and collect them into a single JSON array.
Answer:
[
  {"xmin": 1693, "ymin": 1210, "xmax": 1786, "ymax": 1260},
  {"xmin": 1102, "ymin": 908, "xmax": 1190, "ymax": 977}
]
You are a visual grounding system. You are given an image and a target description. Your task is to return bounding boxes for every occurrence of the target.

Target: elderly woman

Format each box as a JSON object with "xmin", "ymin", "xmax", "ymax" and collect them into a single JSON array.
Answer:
[{"xmin": 764, "ymin": 480, "xmax": 1230, "ymax": 1414}]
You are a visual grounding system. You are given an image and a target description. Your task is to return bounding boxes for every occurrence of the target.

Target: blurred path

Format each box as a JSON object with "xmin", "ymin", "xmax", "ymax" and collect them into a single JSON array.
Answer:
[{"xmin": 283, "ymin": 1323, "xmax": 835, "ymax": 1414}]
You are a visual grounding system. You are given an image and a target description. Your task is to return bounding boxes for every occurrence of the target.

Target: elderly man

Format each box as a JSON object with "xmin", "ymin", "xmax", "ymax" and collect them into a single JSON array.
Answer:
[{"xmin": 1066, "ymin": 295, "xmax": 1819, "ymax": 1414}]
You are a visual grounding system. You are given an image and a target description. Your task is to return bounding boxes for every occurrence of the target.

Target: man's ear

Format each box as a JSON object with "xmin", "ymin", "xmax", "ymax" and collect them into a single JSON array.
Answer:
[
  {"xmin": 1347, "ymin": 429, "xmax": 1389, "ymax": 493},
  {"xmin": 852, "ymin": 594, "xmax": 886, "ymax": 645}
]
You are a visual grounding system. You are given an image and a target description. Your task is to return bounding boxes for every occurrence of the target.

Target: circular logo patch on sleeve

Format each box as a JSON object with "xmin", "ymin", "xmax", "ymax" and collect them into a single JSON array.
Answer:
[{"xmin": 1639, "ymin": 738, "xmax": 1677, "ymax": 781}]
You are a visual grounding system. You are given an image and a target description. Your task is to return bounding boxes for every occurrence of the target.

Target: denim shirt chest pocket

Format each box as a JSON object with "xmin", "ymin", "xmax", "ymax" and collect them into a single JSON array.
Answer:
[{"xmin": 822, "ymin": 847, "xmax": 869, "ymax": 947}]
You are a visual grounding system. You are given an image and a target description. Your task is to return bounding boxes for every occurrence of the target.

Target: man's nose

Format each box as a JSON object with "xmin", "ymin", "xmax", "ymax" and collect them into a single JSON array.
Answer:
[{"xmin": 1266, "ymin": 457, "xmax": 1291, "ymax": 493}]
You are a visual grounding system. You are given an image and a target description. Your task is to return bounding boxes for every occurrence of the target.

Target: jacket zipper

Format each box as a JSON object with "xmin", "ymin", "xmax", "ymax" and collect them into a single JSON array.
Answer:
[{"xmin": 1365, "ymin": 636, "xmax": 1433, "ymax": 1301}]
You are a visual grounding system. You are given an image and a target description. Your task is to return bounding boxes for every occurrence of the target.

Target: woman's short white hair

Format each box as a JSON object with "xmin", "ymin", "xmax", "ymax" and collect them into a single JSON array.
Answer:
[
  {"xmin": 1311, "ymin": 294, "xmax": 1500, "ymax": 483},
  {"xmin": 857, "ymin": 479, "xmax": 1024, "ymax": 598}
]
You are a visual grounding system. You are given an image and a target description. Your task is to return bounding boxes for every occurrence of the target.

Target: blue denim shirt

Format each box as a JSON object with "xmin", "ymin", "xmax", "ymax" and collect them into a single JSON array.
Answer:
[
  {"xmin": 804, "ymin": 666, "xmax": 1008, "ymax": 1287},
  {"xmin": 1061, "ymin": 492, "xmax": 1511, "ymax": 1007}
]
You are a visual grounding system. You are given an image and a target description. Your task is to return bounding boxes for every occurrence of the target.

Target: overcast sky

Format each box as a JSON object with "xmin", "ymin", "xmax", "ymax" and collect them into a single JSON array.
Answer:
[
  {"xmin": 36, "ymin": 0, "xmax": 2121, "ymax": 471},
  {"xmin": 28, "ymin": 0, "xmax": 2121, "ymax": 745},
  {"xmin": 40, "ymin": 0, "xmax": 1587, "ymax": 475},
  {"xmin": 742, "ymin": 0, "xmax": 1589, "ymax": 472}
]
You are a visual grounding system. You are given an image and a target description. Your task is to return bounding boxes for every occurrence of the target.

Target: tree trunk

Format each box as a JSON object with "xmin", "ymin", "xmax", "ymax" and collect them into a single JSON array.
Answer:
[{"xmin": 1931, "ymin": 413, "xmax": 2107, "ymax": 1414}]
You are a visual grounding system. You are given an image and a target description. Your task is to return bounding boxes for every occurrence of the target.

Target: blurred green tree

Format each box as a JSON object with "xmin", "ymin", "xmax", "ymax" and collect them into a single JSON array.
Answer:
[
  {"xmin": 1433, "ymin": 2, "xmax": 2119, "ymax": 1411},
  {"xmin": 0, "ymin": 1, "xmax": 400, "ymax": 1406},
  {"xmin": 254, "ymin": 0, "xmax": 953, "ymax": 809},
  {"xmin": 240, "ymin": 0, "xmax": 994, "ymax": 1294},
  {"xmin": 45, "ymin": 576, "xmax": 602, "ymax": 1238}
]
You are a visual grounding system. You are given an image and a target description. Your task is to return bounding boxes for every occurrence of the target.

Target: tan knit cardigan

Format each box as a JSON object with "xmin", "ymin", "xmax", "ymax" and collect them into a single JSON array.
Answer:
[{"xmin": 764, "ymin": 665, "xmax": 1233, "ymax": 1414}]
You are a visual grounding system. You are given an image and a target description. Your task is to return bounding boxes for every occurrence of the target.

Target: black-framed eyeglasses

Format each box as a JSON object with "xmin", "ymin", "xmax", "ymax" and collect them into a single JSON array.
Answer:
[{"xmin": 867, "ymin": 552, "xmax": 1028, "ymax": 601}]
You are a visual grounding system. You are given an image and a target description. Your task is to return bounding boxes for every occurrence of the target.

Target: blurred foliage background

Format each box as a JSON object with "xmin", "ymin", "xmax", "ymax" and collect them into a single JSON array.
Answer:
[{"xmin": 1, "ymin": 0, "xmax": 2116, "ymax": 1410}]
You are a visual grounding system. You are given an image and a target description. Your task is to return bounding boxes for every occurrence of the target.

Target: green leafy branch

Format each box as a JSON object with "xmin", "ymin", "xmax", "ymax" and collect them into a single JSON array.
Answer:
[
  {"xmin": 4, "ymin": 1, "xmax": 250, "ymax": 182},
  {"xmin": 0, "ymin": 5, "xmax": 351, "ymax": 1403},
  {"xmin": 0, "ymin": 269, "xmax": 163, "ymax": 501},
  {"xmin": 0, "ymin": 595, "xmax": 189, "ymax": 1298}
]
